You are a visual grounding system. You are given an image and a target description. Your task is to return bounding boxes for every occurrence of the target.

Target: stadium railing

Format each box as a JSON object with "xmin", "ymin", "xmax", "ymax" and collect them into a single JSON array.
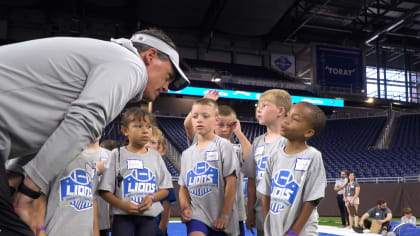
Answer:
[{"xmin": 327, "ymin": 175, "xmax": 420, "ymax": 184}]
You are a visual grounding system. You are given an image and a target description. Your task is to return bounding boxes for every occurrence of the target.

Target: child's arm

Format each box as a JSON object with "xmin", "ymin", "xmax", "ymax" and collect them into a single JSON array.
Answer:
[
  {"xmin": 246, "ymin": 177, "xmax": 257, "ymax": 232},
  {"xmin": 93, "ymin": 200, "xmax": 100, "ymax": 236},
  {"xmin": 100, "ymin": 190, "xmax": 140, "ymax": 214},
  {"xmin": 233, "ymin": 120, "xmax": 251, "ymax": 160},
  {"xmin": 34, "ymin": 194, "xmax": 47, "ymax": 236},
  {"xmin": 159, "ymin": 200, "xmax": 171, "ymax": 234},
  {"xmin": 179, "ymin": 186, "xmax": 192, "ymax": 222},
  {"xmin": 261, "ymin": 194, "xmax": 270, "ymax": 220},
  {"xmin": 138, "ymin": 189, "xmax": 169, "ymax": 211},
  {"xmin": 213, "ymin": 174, "xmax": 237, "ymax": 230},
  {"xmin": 285, "ymin": 201, "xmax": 317, "ymax": 236},
  {"xmin": 183, "ymin": 112, "xmax": 195, "ymax": 141}
]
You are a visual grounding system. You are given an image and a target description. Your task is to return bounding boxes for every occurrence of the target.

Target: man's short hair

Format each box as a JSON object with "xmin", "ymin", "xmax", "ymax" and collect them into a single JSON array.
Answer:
[
  {"xmin": 132, "ymin": 28, "xmax": 176, "ymax": 61},
  {"xmin": 299, "ymin": 102, "xmax": 326, "ymax": 136},
  {"xmin": 259, "ymin": 89, "xmax": 292, "ymax": 114},
  {"xmin": 340, "ymin": 170, "xmax": 348, "ymax": 175},
  {"xmin": 377, "ymin": 200, "xmax": 387, "ymax": 205},
  {"xmin": 193, "ymin": 98, "xmax": 219, "ymax": 116},
  {"xmin": 218, "ymin": 105, "xmax": 236, "ymax": 119}
]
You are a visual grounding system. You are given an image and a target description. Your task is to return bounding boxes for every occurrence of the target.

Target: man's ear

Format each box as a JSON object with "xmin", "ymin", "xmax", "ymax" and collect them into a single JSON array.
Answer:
[
  {"xmin": 304, "ymin": 128, "xmax": 315, "ymax": 139},
  {"xmin": 139, "ymin": 48, "xmax": 158, "ymax": 66}
]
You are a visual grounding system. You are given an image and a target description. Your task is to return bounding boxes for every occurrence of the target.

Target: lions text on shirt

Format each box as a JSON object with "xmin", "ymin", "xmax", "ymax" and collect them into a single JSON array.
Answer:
[
  {"xmin": 178, "ymin": 136, "xmax": 240, "ymax": 235},
  {"xmin": 241, "ymin": 134, "xmax": 287, "ymax": 230},
  {"xmin": 98, "ymin": 147, "xmax": 173, "ymax": 217},
  {"xmin": 44, "ymin": 151, "xmax": 99, "ymax": 236},
  {"xmin": 257, "ymin": 146, "xmax": 326, "ymax": 236}
]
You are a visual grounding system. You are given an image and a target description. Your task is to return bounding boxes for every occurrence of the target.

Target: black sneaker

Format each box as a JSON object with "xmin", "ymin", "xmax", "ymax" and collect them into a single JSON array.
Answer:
[{"xmin": 352, "ymin": 226, "xmax": 364, "ymax": 233}]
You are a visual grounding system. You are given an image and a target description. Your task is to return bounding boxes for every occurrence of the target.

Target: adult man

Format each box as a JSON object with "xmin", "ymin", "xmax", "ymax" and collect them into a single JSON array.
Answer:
[
  {"xmin": 334, "ymin": 170, "xmax": 349, "ymax": 227},
  {"xmin": 359, "ymin": 200, "xmax": 393, "ymax": 232},
  {"xmin": 0, "ymin": 28, "xmax": 189, "ymax": 235}
]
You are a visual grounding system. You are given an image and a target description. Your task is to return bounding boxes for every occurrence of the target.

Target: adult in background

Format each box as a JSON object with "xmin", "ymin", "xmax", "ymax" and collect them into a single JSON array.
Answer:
[
  {"xmin": 334, "ymin": 170, "xmax": 349, "ymax": 227},
  {"xmin": 0, "ymin": 28, "xmax": 189, "ymax": 235},
  {"xmin": 343, "ymin": 172, "xmax": 360, "ymax": 229},
  {"xmin": 359, "ymin": 200, "xmax": 393, "ymax": 233}
]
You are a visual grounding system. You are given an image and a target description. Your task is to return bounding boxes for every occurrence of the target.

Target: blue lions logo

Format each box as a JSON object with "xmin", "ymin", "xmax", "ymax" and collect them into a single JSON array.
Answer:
[
  {"xmin": 123, "ymin": 168, "xmax": 157, "ymax": 205},
  {"xmin": 256, "ymin": 156, "xmax": 268, "ymax": 180},
  {"xmin": 270, "ymin": 170, "xmax": 299, "ymax": 214},
  {"xmin": 186, "ymin": 162, "xmax": 219, "ymax": 197},
  {"xmin": 60, "ymin": 169, "xmax": 93, "ymax": 211},
  {"xmin": 274, "ymin": 56, "xmax": 292, "ymax": 71}
]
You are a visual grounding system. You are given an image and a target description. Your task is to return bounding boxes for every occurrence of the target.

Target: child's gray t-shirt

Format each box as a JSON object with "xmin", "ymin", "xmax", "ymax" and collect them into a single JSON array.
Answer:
[
  {"xmin": 178, "ymin": 135, "xmax": 240, "ymax": 235},
  {"xmin": 44, "ymin": 151, "xmax": 99, "ymax": 236},
  {"xmin": 241, "ymin": 134, "xmax": 287, "ymax": 230},
  {"xmin": 233, "ymin": 143, "xmax": 246, "ymax": 222},
  {"xmin": 96, "ymin": 148, "xmax": 112, "ymax": 230},
  {"xmin": 257, "ymin": 146, "xmax": 326, "ymax": 236},
  {"xmin": 98, "ymin": 147, "xmax": 173, "ymax": 217}
]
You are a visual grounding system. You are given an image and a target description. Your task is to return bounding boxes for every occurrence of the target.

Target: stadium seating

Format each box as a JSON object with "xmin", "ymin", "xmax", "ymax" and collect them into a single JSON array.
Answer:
[{"xmin": 390, "ymin": 114, "xmax": 420, "ymax": 149}]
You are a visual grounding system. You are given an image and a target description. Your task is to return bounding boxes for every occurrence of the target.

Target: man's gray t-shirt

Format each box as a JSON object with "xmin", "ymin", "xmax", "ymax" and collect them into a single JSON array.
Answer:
[
  {"xmin": 0, "ymin": 37, "xmax": 148, "ymax": 193},
  {"xmin": 368, "ymin": 207, "xmax": 392, "ymax": 220},
  {"xmin": 178, "ymin": 135, "xmax": 240, "ymax": 235},
  {"xmin": 345, "ymin": 182, "xmax": 360, "ymax": 198},
  {"xmin": 44, "ymin": 151, "xmax": 99, "ymax": 236},
  {"xmin": 98, "ymin": 147, "xmax": 173, "ymax": 217},
  {"xmin": 241, "ymin": 134, "xmax": 287, "ymax": 230},
  {"xmin": 257, "ymin": 146, "xmax": 326, "ymax": 236},
  {"xmin": 334, "ymin": 178, "xmax": 348, "ymax": 195}
]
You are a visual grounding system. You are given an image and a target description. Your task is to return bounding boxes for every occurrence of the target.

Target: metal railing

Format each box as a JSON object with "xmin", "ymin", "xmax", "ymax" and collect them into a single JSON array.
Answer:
[{"xmin": 327, "ymin": 176, "xmax": 420, "ymax": 184}]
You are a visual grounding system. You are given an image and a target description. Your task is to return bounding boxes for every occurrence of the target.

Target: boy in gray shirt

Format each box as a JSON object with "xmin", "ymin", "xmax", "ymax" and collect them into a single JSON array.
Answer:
[
  {"xmin": 179, "ymin": 98, "xmax": 240, "ymax": 236},
  {"xmin": 242, "ymin": 89, "xmax": 291, "ymax": 235},
  {"xmin": 258, "ymin": 102, "xmax": 327, "ymax": 236}
]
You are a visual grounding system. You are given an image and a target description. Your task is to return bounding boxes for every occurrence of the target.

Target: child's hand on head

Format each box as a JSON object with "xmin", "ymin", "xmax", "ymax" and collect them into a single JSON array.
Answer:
[
  {"xmin": 181, "ymin": 207, "xmax": 193, "ymax": 223},
  {"xmin": 204, "ymin": 90, "xmax": 219, "ymax": 101},
  {"xmin": 232, "ymin": 120, "xmax": 241, "ymax": 134},
  {"xmin": 138, "ymin": 195, "xmax": 153, "ymax": 211},
  {"xmin": 121, "ymin": 201, "xmax": 140, "ymax": 214}
]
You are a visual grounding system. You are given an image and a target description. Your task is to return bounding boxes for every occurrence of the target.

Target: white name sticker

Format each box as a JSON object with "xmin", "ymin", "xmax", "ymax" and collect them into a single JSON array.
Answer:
[
  {"xmin": 255, "ymin": 145, "xmax": 265, "ymax": 156},
  {"xmin": 206, "ymin": 150, "xmax": 219, "ymax": 162},
  {"xmin": 295, "ymin": 158, "xmax": 311, "ymax": 171},
  {"xmin": 127, "ymin": 159, "xmax": 144, "ymax": 170}
]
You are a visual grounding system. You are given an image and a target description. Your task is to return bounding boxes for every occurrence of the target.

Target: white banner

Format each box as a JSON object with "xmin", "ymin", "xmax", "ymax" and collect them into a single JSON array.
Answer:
[{"xmin": 271, "ymin": 54, "xmax": 295, "ymax": 76}]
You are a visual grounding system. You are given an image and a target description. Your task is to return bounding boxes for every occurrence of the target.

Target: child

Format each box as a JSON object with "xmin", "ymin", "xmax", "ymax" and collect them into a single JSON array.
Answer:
[
  {"xmin": 98, "ymin": 108, "xmax": 173, "ymax": 236},
  {"xmin": 146, "ymin": 126, "xmax": 177, "ymax": 236},
  {"xmin": 33, "ymin": 138, "xmax": 104, "ymax": 236},
  {"xmin": 258, "ymin": 102, "xmax": 327, "ymax": 236},
  {"xmin": 179, "ymin": 98, "xmax": 240, "ymax": 236},
  {"xmin": 184, "ymin": 93, "xmax": 251, "ymax": 236},
  {"xmin": 242, "ymin": 89, "xmax": 292, "ymax": 235},
  {"xmin": 401, "ymin": 207, "xmax": 416, "ymax": 225}
]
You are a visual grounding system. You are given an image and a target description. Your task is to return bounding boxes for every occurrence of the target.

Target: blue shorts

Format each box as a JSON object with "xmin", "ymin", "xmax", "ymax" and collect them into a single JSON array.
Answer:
[{"xmin": 186, "ymin": 219, "xmax": 227, "ymax": 236}]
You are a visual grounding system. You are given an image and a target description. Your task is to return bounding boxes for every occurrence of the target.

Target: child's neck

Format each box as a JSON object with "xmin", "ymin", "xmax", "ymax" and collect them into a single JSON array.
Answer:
[
  {"xmin": 126, "ymin": 143, "xmax": 148, "ymax": 154},
  {"xmin": 84, "ymin": 141, "xmax": 100, "ymax": 153},
  {"xmin": 265, "ymin": 122, "xmax": 282, "ymax": 142},
  {"xmin": 197, "ymin": 132, "xmax": 215, "ymax": 148},
  {"xmin": 284, "ymin": 139, "xmax": 308, "ymax": 155}
]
